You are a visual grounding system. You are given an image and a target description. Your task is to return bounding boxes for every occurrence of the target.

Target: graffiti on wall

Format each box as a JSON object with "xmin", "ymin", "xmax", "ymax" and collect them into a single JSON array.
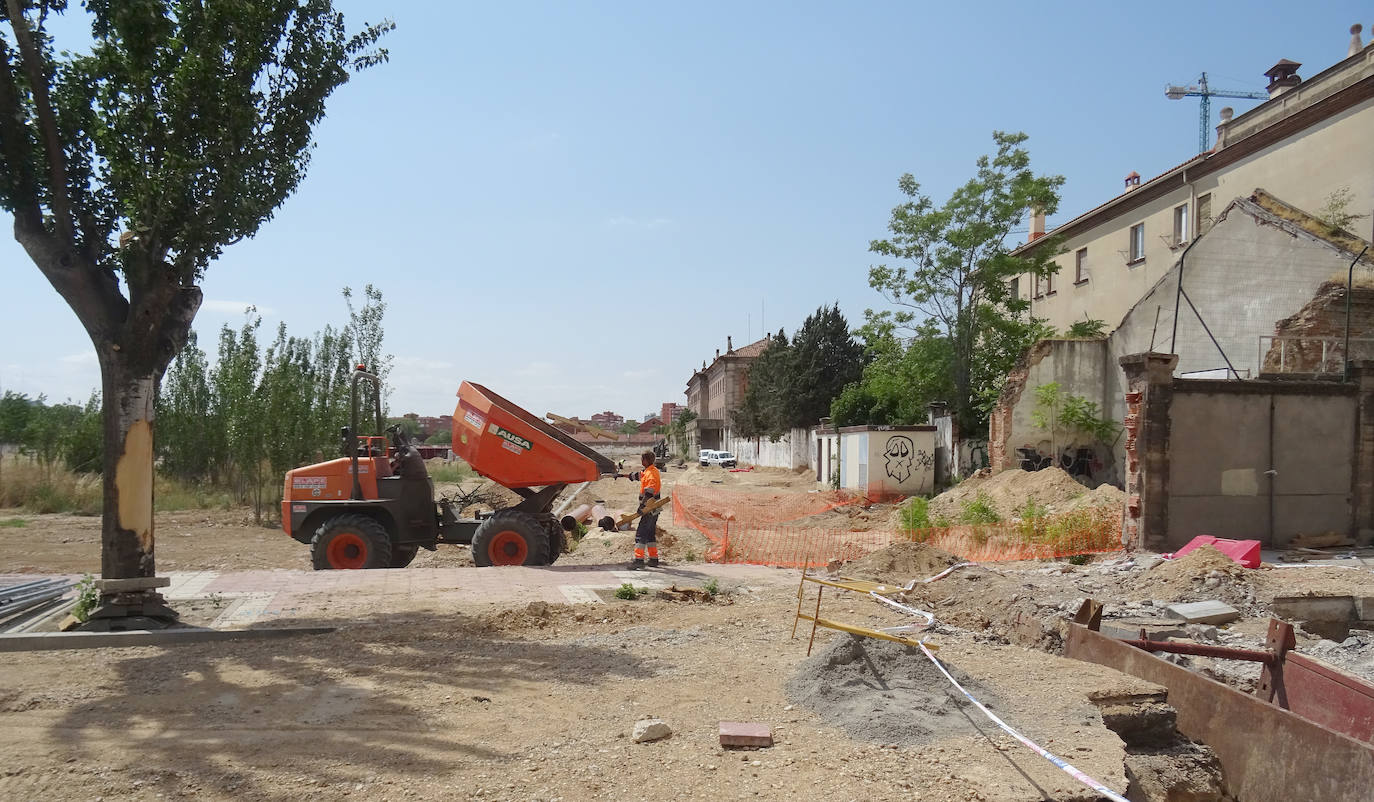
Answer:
[
  {"xmin": 960, "ymin": 440, "xmax": 989, "ymax": 478},
  {"xmin": 883, "ymin": 436, "xmax": 915, "ymax": 482},
  {"xmin": 1017, "ymin": 444, "xmax": 1110, "ymax": 482}
]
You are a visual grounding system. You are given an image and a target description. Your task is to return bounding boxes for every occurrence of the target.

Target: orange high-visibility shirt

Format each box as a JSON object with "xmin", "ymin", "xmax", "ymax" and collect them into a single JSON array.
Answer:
[{"xmin": 640, "ymin": 464, "xmax": 661, "ymax": 497}]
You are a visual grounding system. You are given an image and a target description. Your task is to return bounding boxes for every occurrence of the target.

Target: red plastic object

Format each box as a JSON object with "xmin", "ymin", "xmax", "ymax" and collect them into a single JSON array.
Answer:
[{"xmin": 1168, "ymin": 535, "xmax": 1261, "ymax": 568}]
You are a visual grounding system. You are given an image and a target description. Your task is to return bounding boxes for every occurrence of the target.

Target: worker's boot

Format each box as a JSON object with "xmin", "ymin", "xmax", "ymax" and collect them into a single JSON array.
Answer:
[
  {"xmin": 647, "ymin": 557, "xmax": 660, "ymax": 568},
  {"xmin": 627, "ymin": 558, "xmax": 645, "ymax": 571}
]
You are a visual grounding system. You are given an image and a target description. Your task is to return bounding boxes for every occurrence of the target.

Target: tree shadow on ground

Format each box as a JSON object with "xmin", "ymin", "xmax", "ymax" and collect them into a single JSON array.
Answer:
[{"xmin": 49, "ymin": 610, "xmax": 653, "ymax": 798}]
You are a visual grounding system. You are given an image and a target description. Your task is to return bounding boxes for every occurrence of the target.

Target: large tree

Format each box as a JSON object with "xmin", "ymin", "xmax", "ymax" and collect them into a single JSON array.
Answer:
[
  {"xmin": 0, "ymin": 2, "xmax": 390, "ymax": 619},
  {"xmin": 866, "ymin": 131, "xmax": 1062, "ymax": 433}
]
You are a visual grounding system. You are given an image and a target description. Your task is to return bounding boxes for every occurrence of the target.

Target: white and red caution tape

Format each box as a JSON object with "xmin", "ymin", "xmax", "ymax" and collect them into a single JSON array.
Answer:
[{"xmin": 864, "ymin": 572, "xmax": 1129, "ymax": 802}]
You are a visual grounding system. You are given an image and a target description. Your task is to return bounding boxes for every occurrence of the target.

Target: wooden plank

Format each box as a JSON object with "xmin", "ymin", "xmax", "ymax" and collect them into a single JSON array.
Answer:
[
  {"xmin": 796, "ymin": 613, "xmax": 938, "ymax": 651},
  {"xmin": 0, "ymin": 626, "xmax": 334, "ymax": 652},
  {"xmin": 615, "ymin": 495, "xmax": 672, "ymax": 528}
]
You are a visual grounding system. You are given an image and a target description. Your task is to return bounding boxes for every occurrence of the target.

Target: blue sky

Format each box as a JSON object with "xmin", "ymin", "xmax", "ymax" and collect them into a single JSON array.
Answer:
[{"xmin": 2, "ymin": 1, "xmax": 1369, "ymax": 420}]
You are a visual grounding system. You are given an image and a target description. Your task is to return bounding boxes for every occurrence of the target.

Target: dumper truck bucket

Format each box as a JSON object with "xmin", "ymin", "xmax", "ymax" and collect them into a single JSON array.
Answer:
[{"xmin": 452, "ymin": 382, "xmax": 617, "ymax": 489}]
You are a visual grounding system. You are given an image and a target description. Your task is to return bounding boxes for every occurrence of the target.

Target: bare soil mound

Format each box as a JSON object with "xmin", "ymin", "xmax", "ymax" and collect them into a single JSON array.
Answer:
[
  {"xmin": 929, "ymin": 468, "xmax": 1087, "ymax": 522},
  {"xmin": 843, "ymin": 541, "xmax": 961, "ymax": 584},
  {"xmin": 1066, "ymin": 483, "xmax": 1126, "ymax": 513},
  {"xmin": 1127, "ymin": 545, "xmax": 1258, "ymax": 608},
  {"xmin": 786, "ymin": 634, "xmax": 1001, "ymax": 746}
]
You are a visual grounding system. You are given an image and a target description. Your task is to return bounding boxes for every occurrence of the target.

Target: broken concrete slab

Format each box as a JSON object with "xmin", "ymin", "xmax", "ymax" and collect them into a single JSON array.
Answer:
[
  {"xmin": 1099, "ymin": 619, "xmax": 1189, "ymax": 641},
  {"xmin": 1272, "ymin": 595, "xmax": 1357, "ymax": 623},
  {"xmin": 1164, "ymin": 601, "xmax": 1240, "ymax": 625},
  {"xmin": 719, "ymin": 721, "xmax": 773, "ymax": 748}
]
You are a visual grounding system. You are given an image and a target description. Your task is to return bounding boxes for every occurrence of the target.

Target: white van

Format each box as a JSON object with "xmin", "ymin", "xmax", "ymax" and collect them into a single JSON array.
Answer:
[{"xmin": 702, "ymin": 450, "xmax": 738, "ymax": 468}]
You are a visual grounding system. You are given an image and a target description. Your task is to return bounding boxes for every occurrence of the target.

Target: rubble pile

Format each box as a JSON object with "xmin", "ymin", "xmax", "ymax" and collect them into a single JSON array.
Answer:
[{"xmin": 927, "ymin": 468, "xmax": 1098, "ymax": 522}]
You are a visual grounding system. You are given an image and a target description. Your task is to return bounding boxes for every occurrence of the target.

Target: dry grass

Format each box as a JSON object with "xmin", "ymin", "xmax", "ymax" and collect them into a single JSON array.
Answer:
[{"xmin": 0, "ymin": 456, "xmax": 235, "ymax": 515}]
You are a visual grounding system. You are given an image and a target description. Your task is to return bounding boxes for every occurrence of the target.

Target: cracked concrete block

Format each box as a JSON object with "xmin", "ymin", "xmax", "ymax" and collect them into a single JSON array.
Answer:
[
  {"xmin": 1164, "ymin": 601, "xmax": 1240, "ymax": 625},
  {"xmin": 1272, "ymin": 595, "xmax": 1356, "ymax": 623}
]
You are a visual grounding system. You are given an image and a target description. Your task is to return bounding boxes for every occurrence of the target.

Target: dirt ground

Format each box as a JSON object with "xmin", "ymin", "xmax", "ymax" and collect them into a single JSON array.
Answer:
[{"xmin": 2, "ymin": 464, "xmax": 1373, "ymax": 800}]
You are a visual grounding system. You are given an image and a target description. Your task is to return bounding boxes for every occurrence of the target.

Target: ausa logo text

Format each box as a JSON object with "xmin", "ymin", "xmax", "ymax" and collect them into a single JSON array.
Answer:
[{"xmin": 488, "ymin": 423, "xmax": 532, "ymax": 452}]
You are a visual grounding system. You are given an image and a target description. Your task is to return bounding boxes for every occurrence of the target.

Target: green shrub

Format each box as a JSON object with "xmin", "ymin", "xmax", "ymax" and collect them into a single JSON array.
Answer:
[
  {"xmin": 1067, "ymin": 553, "xmax": 1090, "ymax": 565},
  {"xmin": 703, "ymin": 577, "xmax": 719, "ymax": 597},
  {"xmin": 72, "ymin": 574, "xmax": 98, "ymax": 622},
  {"xmin": 0, "ymin": 517, "xmax": 27, "ymax": 528},
  {"xmin": 959, "ymin": 493, "xmax": 1001, "ymax": 524},
  {"xmin": 427, "ymin": 461, "xmax": 474, "ymax": 484},
  {"xmin": 900, "ymin": 497, "xmax": 931, "ymax": 530},
  {"xmin": 614, "ymin": 583, "xmax": 639, "ymax": 600}
]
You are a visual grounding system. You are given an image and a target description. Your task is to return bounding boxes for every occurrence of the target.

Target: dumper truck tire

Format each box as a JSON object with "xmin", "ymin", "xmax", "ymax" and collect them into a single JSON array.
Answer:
[
  {"xmin": 540, "ymin": 515, "xmax": 565, "ymax": 565},
  {"xmin": 312, "ymin": 514, "xmax": 392, "ymax": 570},
  {"xmin": 472, "ymin": 510, "xmax": 550, "ymax": 567},
  {"xmin": 390, "ymin": 544, "xmax": 420, "ymax": 568}
]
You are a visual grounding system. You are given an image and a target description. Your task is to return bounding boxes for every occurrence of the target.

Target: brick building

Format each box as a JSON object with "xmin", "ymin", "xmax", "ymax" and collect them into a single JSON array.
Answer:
[{"xmin": 684, "ymin": 335, "xmax": 771, "ymax": 452}]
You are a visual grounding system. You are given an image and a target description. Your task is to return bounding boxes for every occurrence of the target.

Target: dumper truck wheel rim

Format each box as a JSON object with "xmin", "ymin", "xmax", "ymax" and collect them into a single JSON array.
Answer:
[
  {"xmin": 326, "ymin": 532, "xmax": 369, "ymax": 569},
  {"xmin": 488, "ymin": 530, "xmax": 529, "ymax": 565}
]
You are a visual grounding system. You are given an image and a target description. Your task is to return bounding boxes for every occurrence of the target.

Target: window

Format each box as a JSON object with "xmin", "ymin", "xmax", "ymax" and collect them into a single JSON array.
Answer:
[
  {"xmin": 1045, "ymin": 269, "xmax": 1055, "ymax": 295},
  {"xmin": 1008, "ymin": 277, "xmax": 1020, "ymax": 301},
  {"xmin": 1074, "ymin": 248, "xmax": 1089, "ymax": 285},
  {"xmin": 1173, "ymin": 203, "xmax": 1189, "ymax": 246},
  {"xmin": 1128, "ymin": 223, "xmax": 1145, "ymax": 263},
  {"xmin": 1197, "ymin": 193, "xmax": 1212, "ymax": 234},
  {"xmin": 1033, "ymin": 273, "xmax": 1043, "ymax": 299}
]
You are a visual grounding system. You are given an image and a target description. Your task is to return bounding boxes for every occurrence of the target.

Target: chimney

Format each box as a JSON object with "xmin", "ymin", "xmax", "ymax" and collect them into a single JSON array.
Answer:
[
  {"xmin": 1351, "ymin": 24, "xmax": 1365, "ymax": 58},
  {"xmin": 1264, "ymin": 59, "xmax": 1301, "ymax": 98},
  {"xmin": 1124, "ymin": 171, "xmax": 1141, "ymax": 192},
  {"xmin": 715, "ymin": 348, "xmax": 720, "ymax": 359},
  {"xmin": 1027, "ymin": 209, "xmax": 1046, "ymax": 243},
  {"xmin": 727, "ymin": 336, "xmax": 733, "ymax": 353},
  {"xmin": 1215, "ymin": 107, "xmax": 1234, "ymax": 149}
]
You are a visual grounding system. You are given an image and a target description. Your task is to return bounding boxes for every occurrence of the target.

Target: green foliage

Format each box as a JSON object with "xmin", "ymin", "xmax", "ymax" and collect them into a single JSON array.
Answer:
[
  {"xmin": 573, "ymin": 519, "xmax": 589, "ymax": 538},
  {"xmin": 0, "ymin": 391, "xmax": 35, "ymax": 444},
  {"xmin": 428, "ymin": 461, "xmax": 474, "ymax": 484},
  {"xmin": 1067, "ymin": 553, "xmax": 1091, "ymax": 566},
  {"xmin": 900, "ymin": 496, "xmax": 932, "ymax": 530},
  {"xmin": 831, "ymin": 318, "xmax": 954, "ymax": 426},
  {"xmin": 1018, "ymin": 499, "xmax": 1049, "ymax": 521},
  {"xmin": 388, "ymin": 417, "xmax": 422, "ymax": 439},
  {"xmin": 618, "ymin": 421, "xmax": 642, "ymax": 435},
  {"xmin": 345, "ymin": 285, "xmax": 392, "ymax": 414},
  {"xmin": 72, "ymin": 574, "xmax": 98, "ymax": 623},
  {"xmin": 1031, "ymin": 382, "xmax": 1120, "ymax": 448},
  {"xmin": 0, "ymin": 518, "xmax": 26, "ymax": 528},
  {"xmin": 863, "ymin": 131, "xmax": 1064, "ymax": 434},
  {"xmin": 666, "ymin": 409, "xmax": 696, "ymax": 459},
  {"xmin": 703, "ymin": 577, "xmax": 720, "ymax": 597},
  {"xmin": 425, "ymin": 429, "xmax": 452, "ymax": 446},
  {"xmin": 1318, "ymin": 187, "xmax": 1369, "ymax": 233},
  {"xmin": 614, "ymin": 583, "xmax": 640, "ymax": 600},
  {"xmin": 736, "ymin": 305, "xmax": 865, "ymax": 437},
  {"xmin": 1066, "ymin": 318, "xmax": 1107, "ymax": 339},
  {"xmin": 959, "ymin": 493, "xmax": 1001, "ymax": 524}
]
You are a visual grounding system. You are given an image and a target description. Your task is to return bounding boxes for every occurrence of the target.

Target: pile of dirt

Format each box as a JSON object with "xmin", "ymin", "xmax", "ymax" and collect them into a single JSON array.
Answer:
[
  {"xmin": 1065, "ymin": 483, "xmax": 1126, "ymax": 513},
  {"xmin": 1127, "ymin": 545, "xmax": 1258, "ymax": 608},
  {"xmin": 842, "ymin": 541, "xmax": 961, "ymax": 584},
  {"xmin": 785, "ymin": 633, "xmax": 1001, "ymax": 746},
  {"xmin": 928, "ymin": 468, "xmax": 1087, "ymax": 522}
]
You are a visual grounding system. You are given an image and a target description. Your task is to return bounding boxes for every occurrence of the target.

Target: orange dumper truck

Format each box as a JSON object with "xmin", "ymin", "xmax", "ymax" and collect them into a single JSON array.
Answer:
[{"xmin": 282, "ymin": 369, "xmax": 616, "ymax": 569}]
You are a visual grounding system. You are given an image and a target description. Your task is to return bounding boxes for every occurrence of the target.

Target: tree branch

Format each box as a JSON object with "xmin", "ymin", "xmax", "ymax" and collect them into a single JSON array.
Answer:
[
  {"xmin": 5, "ymin": 0, "xmax": 76, "ymax": 246},
  {"xmin": 0, "ymin": 38, "xmax": 40, "ymax": 228}
]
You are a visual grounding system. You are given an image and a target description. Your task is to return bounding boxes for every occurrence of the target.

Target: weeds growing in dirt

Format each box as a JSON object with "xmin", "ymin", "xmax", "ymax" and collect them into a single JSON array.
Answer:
[
  {"xmin": 0, "ymin": 518, "xmax": 27, "ymax": 528},
  {"xmin": 703, "ymin": 577, "xmax": 720, "ymax": 596},
  {"xmin": 428, "ymin": 461, "xmax": 475, "ymax": 484},
  {"xmin": 0, "ymin": 456, "xmax": 236, "ymax": 515},
  {"xmin": 900, "ymin": 497, "xmax": 932, "ymax": 530},
  {"xmin": 684, "ymin": 549, "xmax": 697, "ymax": 562},
  {"xmin": 614, "ymin": 583, "xmax": 639, "ymax": 600},
  {"xmin": 1067, "ymin": 554, "xmax": 1090, "ymax": 565},
  {"xmin": 72, "ymin": 574, "xmax": 97, "ymax": 622},
  {"xmin": 959, "ymin": 493, "xmax": 1001, "ymax": 524}
]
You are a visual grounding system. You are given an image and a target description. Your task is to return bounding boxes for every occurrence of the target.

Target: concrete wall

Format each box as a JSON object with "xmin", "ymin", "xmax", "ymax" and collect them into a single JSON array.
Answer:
[
  {"xmin": 725, "ymin": 427, "xmax": 812, "ymax": 471},
  {"xmin": 1167, "ymin": 386, "xmax": 1356, "ymax": 546},
  {"xmin": 989, "ymin": 338, "xmax": 1120, "ymax": 487},
  {"xmin": 815, "ymin": 430, "xmax": 839, "ymax": 486},
  {"xmin": 1021, "ymin": 50, "xmax": 1374, "ymax": 334}
]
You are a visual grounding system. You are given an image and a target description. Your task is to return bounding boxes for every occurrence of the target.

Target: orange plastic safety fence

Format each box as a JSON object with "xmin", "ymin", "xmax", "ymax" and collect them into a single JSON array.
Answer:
[
  {"xmin": 674, "ymin": 493, "xmax": 1123, "ymax": 567},
  {"xmin": 670, "ymin": 485, "xmax": 866, "ymax": 537}
]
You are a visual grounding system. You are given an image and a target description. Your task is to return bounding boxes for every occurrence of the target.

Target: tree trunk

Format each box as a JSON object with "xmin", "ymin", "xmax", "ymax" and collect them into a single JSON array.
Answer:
[{"xmin": 98, "ymin": 351, "xmax": 159, "ymax": 579}]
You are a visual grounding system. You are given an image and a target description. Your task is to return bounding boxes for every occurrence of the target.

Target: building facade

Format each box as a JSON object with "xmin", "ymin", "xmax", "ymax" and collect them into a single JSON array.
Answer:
[
  {"xmin": 1016, "ymin": 43, "xmax": 1374, "ymax": 334},
  {"xmin": 684, "ymin": 336, "xmax": 770, "ymax": 452}
]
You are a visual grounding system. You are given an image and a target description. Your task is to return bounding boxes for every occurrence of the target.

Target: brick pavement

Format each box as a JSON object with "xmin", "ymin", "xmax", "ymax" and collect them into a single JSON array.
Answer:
[{"xmin": 0, "ymin": 562, "xmax": 798, "ymax": 628}]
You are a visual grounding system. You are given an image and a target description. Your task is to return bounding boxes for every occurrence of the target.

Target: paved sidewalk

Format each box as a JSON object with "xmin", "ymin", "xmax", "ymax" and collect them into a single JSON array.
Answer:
[{"xmin": 0, "ymin": 563, "xmax": 799, "ymax": 628}]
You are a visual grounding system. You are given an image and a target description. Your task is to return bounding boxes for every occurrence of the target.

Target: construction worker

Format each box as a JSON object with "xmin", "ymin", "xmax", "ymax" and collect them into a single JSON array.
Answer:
[{"xmin": 626, "ymin": 450, "xmax": 662, "ymax": 569}]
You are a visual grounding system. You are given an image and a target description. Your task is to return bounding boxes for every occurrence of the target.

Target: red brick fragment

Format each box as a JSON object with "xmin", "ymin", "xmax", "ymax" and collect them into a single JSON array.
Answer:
[{"xmin": 719, "ymin": 721, "xmax": 773, "ymax": 748}]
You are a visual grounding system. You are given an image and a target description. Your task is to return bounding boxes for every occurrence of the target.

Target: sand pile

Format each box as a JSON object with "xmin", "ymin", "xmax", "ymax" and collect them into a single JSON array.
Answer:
[
  {"xmin": 1066, "ymin": 483, "xmax": 1126, "ymax": 513},
  {"xmin": 928, "ymin": 468, "xmax": 1087, "ymax": 522},
  {"xmin": 786, "ymin": 634, "xmax": 1001, "ymax": 746},
  {"xmin": 1128, "ymin": 545, "xmax": 1258, "ymax": 608},
  {"xmin": 842, "ymin": 541, "xmax": 961, "ymax": 584}
]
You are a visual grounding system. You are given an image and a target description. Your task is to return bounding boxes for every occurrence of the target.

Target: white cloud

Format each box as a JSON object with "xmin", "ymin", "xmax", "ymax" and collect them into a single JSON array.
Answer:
[
  {"xmin": 59, "ymin": 351, "xmax": 97, "ymax": 365},
  {"xmin": 622, "ymin": 368, "xmax": 657, "ymax": 380}
]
